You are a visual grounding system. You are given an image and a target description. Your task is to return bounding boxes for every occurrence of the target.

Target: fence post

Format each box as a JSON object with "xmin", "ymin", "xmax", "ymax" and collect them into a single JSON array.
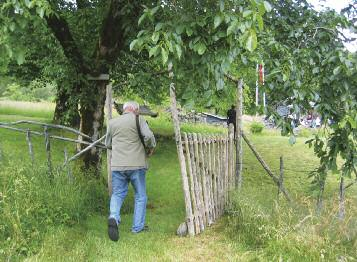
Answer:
[
  {"xmin": 106, "ymin": 83, "xmax": 113, "ymax": 196},
  {"xmin": 26, "ymin": 128, "xmax": 34, "ymax": 164},
  {"xmin": 168, "ymin": 63, "xmax": 195, "ymax": 236},
  {"xmin": 183, "ymin": 132, "xmax": 200, "ymax": 234},
  {"xmin": 64, "ymin": 148, "xmax": 73, "ymax": 182},
  {"xmin": 235, "ymin": 79, "xmax": 243, "ymax": 189},
  {"xmin": 339, "ymin": 177, "xmax": 345, "ymax": 220},
  {"xmin": 278, "ymin": 156, "xmax": 284, "ymax": 198},
  {"xmin": 44, "ymin": 126, "xmax": 53, "ymax": 178}
]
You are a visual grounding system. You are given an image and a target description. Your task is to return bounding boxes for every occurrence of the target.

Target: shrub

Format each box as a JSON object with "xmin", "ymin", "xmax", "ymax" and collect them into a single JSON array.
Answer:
[
  {"xmin": 250, "ymin": 121, "xmax": 264, "ymax": 134},
  {"xmin": 0, "ymin": 162, "xmax": 107, "ymax": 260}
]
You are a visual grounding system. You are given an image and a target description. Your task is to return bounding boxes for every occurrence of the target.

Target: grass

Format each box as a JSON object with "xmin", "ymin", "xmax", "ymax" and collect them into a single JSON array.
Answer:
[{"xmin": 1, "ymin": 100, "xmax": 356, "ymax": 261}]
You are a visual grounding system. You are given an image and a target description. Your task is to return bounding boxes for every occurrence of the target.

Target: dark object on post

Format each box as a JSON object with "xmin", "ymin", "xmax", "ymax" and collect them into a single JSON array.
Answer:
[{"xmin": 114, "ymin": 102, "xmax": 158, "ymax": 118}]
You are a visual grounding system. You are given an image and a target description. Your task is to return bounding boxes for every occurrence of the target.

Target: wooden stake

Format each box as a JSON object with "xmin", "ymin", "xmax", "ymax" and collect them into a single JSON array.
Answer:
[
  {"xmin": 44, "ymin": 126, "xmax": 52, "ymax": 178},
  {"xmin": 278, "ymin": 156, "xmax": 284, "ymax": 198},
  {"xmin": 207, "ymin": 136, "xmax": 216, "ymax": 222},
  {"xmin": 229, "ymin": 124, "xmax": 235, "ymax": 192},
  {"xmin": 242, "ymin": 132, "xmax": 291, "ymax": 202},
  {"xmin": 106, "ymin": 83, "xmax": 113, "ymax": 196},
  {"xmin": 26, "ymin": 128, "xmax": 34, "ymax": 164},
  {"xmin": 339, "ymin": 177, "xmax": 345, "ymax": 220},
  {"xmin": 236, "ymin": 79, "xmax": 243, "ymax": 189},
  {"xmin": 198, "ymin": 134, "xmax": 211, "ymax": 225},
  {"xmin": 169, "ymin": 63, "xmax": 195, "ymax": 236},
  {"xmin": 64, "ymin": 148, "xmax": 73, "ymax": 182},
  {"xmin": 183, "ymin": 133, "xmax": 200, "ymax": 233},
  {"xmin": 224, "ymin": 136, "xmax": 229, "ymax": 206},
  {"xmin": 212, "ymin": 136, "xmax": 219, "ymax": 219},
  {"xmin": 192, "ymin": 133, "xmax": 206, "ymax": 230}
]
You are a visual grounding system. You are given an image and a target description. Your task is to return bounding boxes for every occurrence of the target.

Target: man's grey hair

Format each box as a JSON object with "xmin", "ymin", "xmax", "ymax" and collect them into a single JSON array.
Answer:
[{"xmin": 123, "ymin": 101, "xmax": 140, "ymax": 112}]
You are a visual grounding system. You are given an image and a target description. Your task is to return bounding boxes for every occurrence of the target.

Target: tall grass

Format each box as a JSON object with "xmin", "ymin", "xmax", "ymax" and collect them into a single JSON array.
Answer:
[
  {"xmin": 226, "ymin": 193, "xmax": 357, "ymax": 261},
  {"xmin": 0, "ymin": 158, "xmax": 107, "ymax": 260},
  {"xmin": 0, "ymin": 100, "xmax": 54, "ymax": 120}
]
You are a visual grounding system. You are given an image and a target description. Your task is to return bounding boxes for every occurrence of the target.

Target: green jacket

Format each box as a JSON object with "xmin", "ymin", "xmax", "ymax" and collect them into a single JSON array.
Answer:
[{"xmin": 105, "ymin": 112, "xmax": 156, "ymax": 170}]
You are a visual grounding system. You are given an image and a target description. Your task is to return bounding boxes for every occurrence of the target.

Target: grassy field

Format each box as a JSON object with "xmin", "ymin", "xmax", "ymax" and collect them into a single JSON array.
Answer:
[{"xmin": 0, "ymin": 100, "xmax": 356, "ymax": 261}]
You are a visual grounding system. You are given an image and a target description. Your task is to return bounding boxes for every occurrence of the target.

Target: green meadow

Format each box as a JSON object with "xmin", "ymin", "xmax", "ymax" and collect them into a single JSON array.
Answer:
[{"xmin": 0, "ymin": 101, "xmax": 356, "ymax": 261}]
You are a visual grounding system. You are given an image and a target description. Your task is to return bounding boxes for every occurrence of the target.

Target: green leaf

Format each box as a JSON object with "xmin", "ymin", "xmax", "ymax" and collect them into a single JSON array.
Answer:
[
  {"xmin": 161, "ymin": 48, "xmax": 168, "ymax": 65},
  {"xmin": 186, "ymin": 28, "xmax": 193, "ymax": 36},
  {"xmin": 214, "ymin": 15, "xmax": 223, "ymax": 29},
  {"xmin": 151, "ymin": 6, "xmax": 160, "ymax": 15},
  {"xmin": 263, "ymin": 1, "xmax": 272, "ymax": 12},
  {"xmin": 129, "ymin": 39, "xmax": 138, "ymax": 51},
  {"xmin": 246, "ymin": 30, "xmax": 257, "ymax": 52},
  {"xmin": 36, "ymin": 7, "xmax": 45, "ymax": 18},
  {"xmin": 196, "ymin": 42, "xmax": 206, "ymax": 55},
  {"xmin": 24, "ymin": 0, "xmax": 31, "ymax": 8},
  {"xmin": 347, "ymin": 116, "xmax": 357, "ymax": 129},
  {"xmin": 175, "ymin": 44, "xmax": 182, "ymax": 59},
  {"xmin": 16, "ymin": 49, "xmax": 25, "ymax": 65},
  {"xmin": 149, "ymin": 46, "xmax": 159, "ymax": 57},
  {"xmin": 312, "ymin": 67, "xmax": 319, "ymax": 74},
  {"xmin": 257, "ymin": 15, "xmax": 264, "ymax": 31},
  {"xmin": 151, "ymin": 32, "xmax": 160, "ymax": 43},
  {"xmin": 333, "ymin": 66, "xmax": 341, "ymax": 75},
  {"xmin": 227, "ymin": 21, "xmax": 237, "ymax": 36},
  {"xmin": 9, "ymin": 23, "xmax": 15, "ymax": 32},
  {"xmin": 155, "ymin": 23, "xmax": 163, "ymax": 31},
  {"xmin": 138, "ymin": 13, "xmax": 147, "ymax": 25},
  {"xmin": 243, "ymin": 10, "xmax": 253, "ymax": 18},
  {"xmin": 176, "ymin": 25, "xmax": 185, "ymax": 34}
]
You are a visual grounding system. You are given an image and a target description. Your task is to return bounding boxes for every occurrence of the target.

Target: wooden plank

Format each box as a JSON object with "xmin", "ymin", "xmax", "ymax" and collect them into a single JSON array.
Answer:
[
  {"xmin": 26, "ymin": 128, "xmax": 34, "ymax": 164},
  {"xmin": 87, "ymin": 74, "xmax": 110, "ymax": 81},
  {"xmin": 192, "ymin": 133, "xmax": 205, "ymax": 230},
  {"xmin": 204, "ymin": 136, "xmax": 214, "ymax": 224},
  {"xmin": 44, "ymin": 126, "xmax": 52, "ymax": 178},
  {"xmin": 207, "ymin": 136, "xmax": 215, "ymax": 222},
  {"xmin": 212, "ymin": 136, "xmax": 218, "ymax": 220},
  {"xmin": 183, "ymin": 133, "xmax": 200, "ymax": 234},
  {"xmin": 229, "ymin": 124, "xmax": 235, "ymax": 193},
  {"xmin": 236, "ymin": 79, "xmax": 243, "ymax": 189},
  {"xmin": 224, "ymin": 135, "xmax": 229, "ymax": 206},
  {"xmin": 198, "ymin": 134, "xmax": 211, "ymax": 226},
  {"xmin": 64, "ymin": 148, "xmax": 73, "ymax": 182},
  {"xmin": 0, "ymin": 125, "xmax": 106, "ymax": 149},
  {"xmin": 168, "ymin": 63, "xmax": 195, "ymax": 236},
  {"xmin": 339, "ymin": 177, "xmax": 345, "ymax": 220},
  {"xmin": 278, "ymin": 156, "xmax": 284, "ymax": 198},
  {"xmin": 106, "ymin": 83, "xmax": 113, "ymax": 196}
]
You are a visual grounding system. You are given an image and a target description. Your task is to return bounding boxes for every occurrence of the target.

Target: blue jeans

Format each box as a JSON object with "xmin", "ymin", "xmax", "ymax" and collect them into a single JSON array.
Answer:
[{"xmin": 109, "ymin": 169, "xmax": 147, "ymax": 233}]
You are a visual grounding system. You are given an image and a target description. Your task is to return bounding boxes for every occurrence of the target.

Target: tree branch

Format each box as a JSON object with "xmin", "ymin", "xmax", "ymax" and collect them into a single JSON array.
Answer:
[
  {"xmin": 94, "ymin": 0, "xmax": 126, "ymax": 71},
  {"xmin": 45, "ymin": 13, "xmax": 89, "ymax": 73}
]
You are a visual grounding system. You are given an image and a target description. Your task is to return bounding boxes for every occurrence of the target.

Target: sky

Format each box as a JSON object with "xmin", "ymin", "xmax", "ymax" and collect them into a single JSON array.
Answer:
[{"xmin": 307, "ymin": 0, "xmax": 357, "ymax": 52}]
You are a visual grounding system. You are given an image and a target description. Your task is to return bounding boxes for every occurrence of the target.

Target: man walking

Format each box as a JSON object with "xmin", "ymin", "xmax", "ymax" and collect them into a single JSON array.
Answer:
[{"xmin": 105, "ymin": 101, "xmax": 156, "ymax": 241}]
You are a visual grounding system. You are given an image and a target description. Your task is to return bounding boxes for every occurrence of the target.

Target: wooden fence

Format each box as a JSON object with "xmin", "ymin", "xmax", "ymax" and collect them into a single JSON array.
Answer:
[{"xmin": 180, "ymin": 128, "xmax": 235, "ymax": 235}]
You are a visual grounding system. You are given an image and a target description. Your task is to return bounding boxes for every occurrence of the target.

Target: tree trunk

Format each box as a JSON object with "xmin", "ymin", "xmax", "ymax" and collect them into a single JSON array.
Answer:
[
  {"xmin": 53, "ymin": 86, "xmax": 80, "ymax": 127},
  {"xmin": 79, "ymin": 80, "xmax": 107, "ymax": 175}
]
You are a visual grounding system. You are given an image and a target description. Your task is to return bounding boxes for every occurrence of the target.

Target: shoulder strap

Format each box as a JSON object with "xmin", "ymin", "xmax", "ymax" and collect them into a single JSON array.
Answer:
[{"xmin": 135, "ymin": 115, "xmax": 146, "ymax": 149}]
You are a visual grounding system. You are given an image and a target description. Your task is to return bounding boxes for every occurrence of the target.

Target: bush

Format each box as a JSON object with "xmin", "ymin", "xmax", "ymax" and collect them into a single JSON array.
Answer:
[
  {"xmin": 250, "ymin": 121, "xmax": 264, "ymax": 134},
  {"xmin": 2, "ymin": 80, "xmax": 56, "ymax": 102},
  {"xmin": 0, "ymin": 162, "xmax": 107, "ymax": 260}
]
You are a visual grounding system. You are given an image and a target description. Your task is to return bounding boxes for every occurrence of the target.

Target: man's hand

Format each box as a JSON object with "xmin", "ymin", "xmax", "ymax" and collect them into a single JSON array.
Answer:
[{"xmin": 147, "ymin": 148, "xmax": 155, "ymax": 157}]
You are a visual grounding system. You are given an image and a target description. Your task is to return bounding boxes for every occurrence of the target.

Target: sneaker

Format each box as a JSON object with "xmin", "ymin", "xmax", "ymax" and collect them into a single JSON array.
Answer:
[
  {"xmin": 108, "ymin": 218, "xmax": 119, "ymax": 241},
  {"xmin": 132, "ymin": 225, "xmax": 149, "ymax": 234}
]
